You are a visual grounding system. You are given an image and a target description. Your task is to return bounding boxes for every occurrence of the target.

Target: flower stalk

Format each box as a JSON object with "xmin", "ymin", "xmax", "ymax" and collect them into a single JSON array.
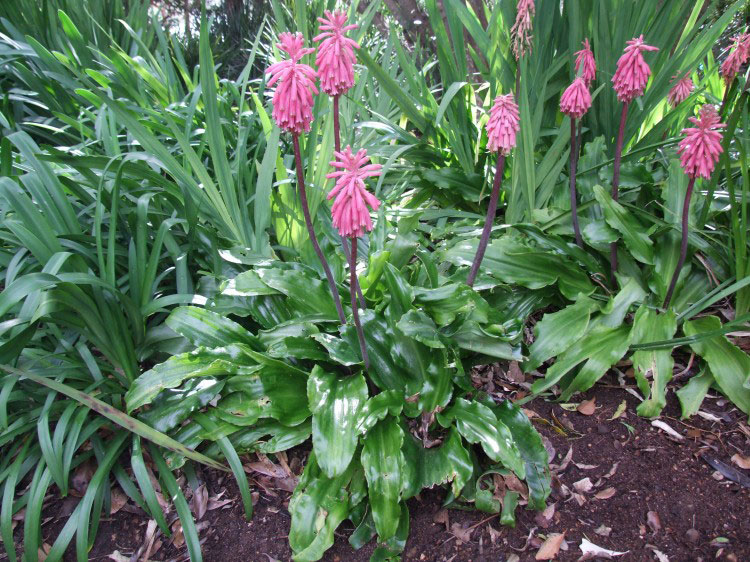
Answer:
[
  {"xmin": 349, "ymin": 237, "xmax": 369, "ymax": 368},
  {"xmin": 569, "ymin": 117, "xmax": 583, "ymax": 247},
  {"xmin": 467, "ymin": 155, "xmax": 506, "ymax": 287},
  {"xmin": 662, "ymin": 176, "xmax": 695, "ymax": 309},
  {"xmin": 609, "ymin": 101, "xmax": 629, "ymax": 284},
  {"xmin": 292, "ymin": 134, "xmax": 346, "ymax": 324}
]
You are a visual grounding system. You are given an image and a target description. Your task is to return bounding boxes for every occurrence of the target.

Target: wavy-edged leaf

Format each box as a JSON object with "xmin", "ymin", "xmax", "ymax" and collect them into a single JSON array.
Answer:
[
  {"xmin": 631, "ymin": 307, "xmax": 677, "ymax": 418},
  {"xmin": 594, "ymin": 185, "xmax": 654, "ymax": 265},
  {"xmin": 684, "ymin": 316, "xmax": 750, "ymax": 416},
  {"xmin": 166, "ymin": 306, "xmax": 260, "ymax": 349},
  {"xmin": 361, "ymin": 417, "xmax": 405, "ymax": 541},
  {"xmin": 401, "ymin": 427, "xmax": 473, "ymax": 499},
  {"xmin": 525, "ymin": 298, "xmax": 598, "ymax": 371},
  {"xmin": 308, "ymin": 367, "xmax": 368, "ymax": 478},
  {"xmin": 438, "ymin": 398, "xmax": 525, "ymax": 478},
  {"xmin": 493, "ymin": 400, "xmax": 550, "ymax": 510}
]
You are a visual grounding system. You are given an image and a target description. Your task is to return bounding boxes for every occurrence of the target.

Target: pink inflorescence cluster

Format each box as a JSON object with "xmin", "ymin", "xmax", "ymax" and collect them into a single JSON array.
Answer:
[
  {"xmin": 486, "ymin": 94, "xmax": 520, "ymax": 155},
  {"xmin": 315, "ymin": 10, "xmax": 360, "ymax": 96},
  {"xmin": 327, "ymin": 147, "xmax": 382, "ymax": 238},
  {"xmin": 575, "ymin": 39, "xmax": 596, "ymax": 85},
  {"xmin": 265, "ymin": 33, "xmax": 318, "ymax": 134},
  {"xmin": 612, "ymin": 35, "xmax": 659, "ymax": 104},
  {"xmin": 667, "ymin": 73, "xmax": 695, "ymax": 107},
  {"xmin": 721, "ymin": 33, "xmax": 750, "ymax": 85},
  {"xmin": 560, "ymin": 77, "xmax": 592, "ymax": 119},
  {"xmin": 510, "ymin": 0, "xmax": 535, "ymax": 60},
  {"xmin": 677, "ymin": 105, "xmax": 726, "ymax": 179}
]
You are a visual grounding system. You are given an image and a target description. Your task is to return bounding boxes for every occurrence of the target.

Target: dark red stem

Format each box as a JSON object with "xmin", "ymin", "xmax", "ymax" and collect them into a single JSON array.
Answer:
[
  {"xmin": 663, "ymin": 176, "xmax": 696, "ymax": 309},
  {"xmin": 467, "ymin": 155, "xmax": 506, "ymax": 288},
  {"xmin": 570, "ymin": 118, "xmax": 583, "ymax": 248},
  {"xmin": 332, "ymin": 95, "xmax": 366, "ymax": 309},
  {"xmin": 292, "ymin": 134, "xmax": 346, "ymax": 324},
  {"xmin": 350, "ymin": 237, "xmax": 370, "ymax": 369},
  {"xmin": 610, "ymin": 102, "xmax": 629, "ymax": 286}
]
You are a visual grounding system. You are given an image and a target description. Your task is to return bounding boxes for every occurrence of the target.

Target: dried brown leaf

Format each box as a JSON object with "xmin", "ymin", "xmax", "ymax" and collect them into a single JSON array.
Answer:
[
  {"xmin": 573, "ymin": 477, "xmax": 593, "ymax": 494},
  {"xmin": 577, "ymin": 398, "xmax": 596, "ymax": 416},
  {"xmin": 109, "ymin": 487, "xmax": 128, "ymax": 515},
  {"xmin": 535, "ymin": 533, "xmax": 565, "ymax": 560},
  {"xmin": 433, "ymin": 509, "xmax": 450, "ymax": 531},
  {"xmin": 595, "ymin": 487, "xmax": 616, "ymax": 500},
  {"xmin": 507, "ymin": 361, "xmax": 525, "ymax": 383},
  {"xmin": 450, "ymin": 522, "xmax": 473, "ymax": 543},
  {"xmin": 594, "ymin": 524, "xmax": 612, "ymax": 537},
  {"xmin": 604, "ymin": 462, "xmax": 620, "ymax": 479},
  {"xmin": 647, "ymin": 511, "xmax": 661, "ymax": 534},
  {"xmin": 192, "ymin": 483, "xmax": 208, "ymax": 520},
  {"xmin": 731, "ymin": 454, "xmax": 750, "ymax": 470}
]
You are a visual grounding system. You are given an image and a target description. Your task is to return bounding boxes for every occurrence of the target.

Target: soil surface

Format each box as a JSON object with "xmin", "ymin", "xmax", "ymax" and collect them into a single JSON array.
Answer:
[{"xmin": 29, "ymin": 377, "xmax": 750, "ymax": 561}]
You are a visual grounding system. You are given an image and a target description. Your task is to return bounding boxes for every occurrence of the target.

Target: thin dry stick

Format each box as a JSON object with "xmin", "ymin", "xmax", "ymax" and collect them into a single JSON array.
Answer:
[
  {"xmin": 610, "ymin": 102, "xmax": 629, "ymax": 286},
  {"xmin": 292, "ymin": 133, "xmax": 346, "ymax": 324},
  {"xmin": 467, "ymin": 155, "xmax": 506, "ymax": 287},
  {"xmin": 332, "ymin": 94, "xmax": 366, "ymax": 309},
  {"xmin": 569, "ymin": 118, "xmax": 583, "ymax": 247},
  {"xmin": 663, "ymin": 176, "xmax": 696, "ymax": 309},
  {"xmin": 349, "ymin": 237, "xmax": 370, "ymax": 369}
]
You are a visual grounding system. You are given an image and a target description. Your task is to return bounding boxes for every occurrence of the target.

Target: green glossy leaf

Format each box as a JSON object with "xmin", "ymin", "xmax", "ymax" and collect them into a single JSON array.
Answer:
[
  {"xmin": 126, "ymin": 346, "xmax": 255, "ymax": 412},
  {"xmin": 139, "ymin": 378, "xmax": 224, "ymax": 433},
  {"xmin": 594, "ymin": 185, "xmax": 654, "ymax": 265},
  {"xmin": 396, "ymin": 310, "xmax": 445, "ymax": 349},
  {"xmin": 443, "ymin": 237, "xmax": 594, "ymax": 300},
  {"xmin": 531, "ymin": 325, "xmax": 633, "ymax": 401},
  {"xmin": 684, "ymin": 316, "xmax": 750, "ymax": 417},
  {"xmin": 525, "ymin": 298, "xmax": 598, "ymax": 371},
  {"xmin": 257, "ymin": 267, "xmax": 339, "ymax": 319},
  {"xmin": 361, "ymin": 417, "xmax": 405, "ymax": 541},
  {"xmin": 412, "ymin": 283, "xmax": 488, "ymax": 326},
  {"xmin": 308, "ymin": 367, "xmax": 368, "ymax": 478},
  {"xmin": 493, "ymin": 400, "xmax": 550, "ymax": 510},
  {"xmin": 355, "ymin": 391, "xmax": 404, "ymax": 435},
  {"xmin": 400, "ymin": 427, "xmax": 473, "ymax": 499},
  {"xmin": 289, "ymin": 452, "xmax": 354, "ymax": 561},
  {"xmin": 676, "ymin": 368, "xmax": 713, "ymax": 419},
  {"xmin": 631, "ymin": 307, "xmax": 677, "ymax": 418},
  {"xmin": 311, "ymin": 333, "xmax": 361, "ymax": 366},
  {"xmin": 438, "ymin": 398, "xmax": 525, "ymax": 478},
  {"xmin": 446, "ymin": 320, "xmax": 522, "ymax": 361},
  {"xmin": 166, "ymin": 306, "xmax": 260, "ymax": 349}
]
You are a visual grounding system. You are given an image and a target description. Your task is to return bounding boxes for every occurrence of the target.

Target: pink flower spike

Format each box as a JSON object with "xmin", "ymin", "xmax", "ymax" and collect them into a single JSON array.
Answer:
[
  {"xmin": 486, "ymin": 93, "xmax": 520, "ymax": 155},
  {"xmin": 510, "ymin": 0, "xmax": 535, "ymax": 60},
  {"xmin": 720, "ymin": 33, "xmax": 750, "ymax": 85},
  {"xmin": 575, "ymin": 38, "xmax": 596, "ymax": 85},
  {"xmin": 265, "ymin": 32, "xmax": 318, "ymax": 134},
  {"xmin": 667, "ymin": 73, "xmax": 695, "ymax": 107},
  {"xmin": 677, "ymin": 105, "xmax": 726, "ymax": 179},
  {"xmin": 327, "ymin": 147, "xmax": 382, "ymax": 238},
  {"xmin": 315, "ymin": 10, "xmax": 360, "ymax": 96},
  {"xmin": 611, "ymin": 35, "xmax": 659, "ymax": 104},
  {"xmin": 560, "ymin": 77, "xmax": 592, "ymax": 119}
]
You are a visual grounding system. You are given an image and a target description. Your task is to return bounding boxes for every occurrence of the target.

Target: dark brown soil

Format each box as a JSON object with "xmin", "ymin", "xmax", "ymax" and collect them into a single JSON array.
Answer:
[{"xmin": 34, "ymin": 380, "xmax": 750, "ymax": 561}]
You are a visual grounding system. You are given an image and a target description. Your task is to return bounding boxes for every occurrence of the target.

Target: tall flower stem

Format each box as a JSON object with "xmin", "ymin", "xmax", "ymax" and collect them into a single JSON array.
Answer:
[
  {"xmin": 663, "ymin": 177, "xmax": 696, "ymax": 309},
  {"xmin": 609, "ymin": 102, "xmax": 629, "ymax": 286},
  {"xmin": 292, "ymin": 133, "xmax": 346, "ymax": 324},
  {"xmin": 349, "ymin": 237, "xmax": 370, "ymax": 369},
  {"xmin": 332, "ymin": 95, "xmax": 366, "ymax": 310},
  {"xmin": 467, "ymin": 155, "xmax": 506, "ymax": 288},
  {"xmin": 569, "ymin": 118, "xmax": 583, "ymax": 248}
]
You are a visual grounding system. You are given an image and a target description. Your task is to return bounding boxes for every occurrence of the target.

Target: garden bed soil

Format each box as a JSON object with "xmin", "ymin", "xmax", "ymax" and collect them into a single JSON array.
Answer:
[{"xmin": 36, "ymin": 379, "xmax": 750, "ymax": 561}]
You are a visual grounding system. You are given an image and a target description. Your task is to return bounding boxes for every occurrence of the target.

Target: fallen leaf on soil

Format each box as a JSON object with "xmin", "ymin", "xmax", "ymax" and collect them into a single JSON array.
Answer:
[
  {"xmin": 541, "ymin": 435, "xmax": 556, "ymax": 464},
  {"xmin": 702, "ymin": 454, "xmax": 750, "ymax": 488},
  {"xmin": 109, "ymin": 487, "xmax": 128, "ymax": 515},
  {"xmin": 245, "ymin": 454, "xmax": 287, "ymax": 478},
  {"xmin": 192, "ymin": 483, "xmax": 208, "ymax": 520},
  {"xmin": 134, "ymin": 519, "xmax": 160, "ymax": 561},
  {"xmin": 578, "ymin": 538, "xmax": 628, "ymax": 559},
  {"xmin": 604, "ymin": 462, "xmax": 620, "ymax": 479},
  {"xmin": 535, "ymin": 533, "xmax": 565, "ymax": 560},
  {"xmin": 577, "ymin": 398, "xmax": 596, "ymax": 416},
  {"xmin": 450, "ymin": 522, "xmax": 473, "ymax": 543},
  {"xmin": 573, "ymin": 477, "xmax": 593, "ymax": 493},
  {"xmin": 571, "ymin": 493, "xmax": 587, "ymax": 506},
  {"xmin": 651, "ymin": 548, "xmax": 669, "ymax": 561},
  {"xmin": 507, "ymin": 555, "xmax": 520, "ymax": 562},
  {"xmin": 559, "ymin": 403, "xmax": 578, "ymax": 412},
  {"xmin": 647, "ymin": 511, "xmax": 661, "ymax": 533},
  {"xmin": 574, "ymin": 462, "xmax": 598, "ymax": 470},
  {"xmin": 557, "ymin": 447, "xmax": 573, "ymax": 471},
  {"xmin": 609, "ymin": 400, "xmax": 627, "ymax": 420},
  {"xmin": 595, "ymin": 487, "xmax": 616, "ymax": 500},
  {"xmin": 503, "ymin": 472, "xmax": 529, "ymax": 498},
  {"xmin": 506, "ymin": 361, "xmax": 525, "ymax": 383},
  {"xmin": 71, "ymin": 461, "xmax": 95, "ymax": 496},
  {"xmin": 107, "ymin": 552, "xmax": 130, "ymax": 562},
  {"xmin": 433, "ymin": 509, "xmax": 450, "ymax": 532},
  {"xmin": 651, "ymin": 420, "xmax": 684, "ymax": 441},
  {"xmin": 731, "ymin": 454, "xmax": 750, "ymax": 470},
  {"xmin": 170, "ymin": 519, "xmax": 184, "ymax": 548},
  {"xmin": 595, "ymin": 524, "xmax": 612, "ymax": 537},
  {"xmin": 488, "ymin": 524, "xmax": 503, "ymax": 544},
  {"xmin": 37, "ymin": 543, "xmax": 51, "ymax": 562},
  {"xmin": 534, "ymin": 503, "xmax": 556, "ymax": 528}
]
